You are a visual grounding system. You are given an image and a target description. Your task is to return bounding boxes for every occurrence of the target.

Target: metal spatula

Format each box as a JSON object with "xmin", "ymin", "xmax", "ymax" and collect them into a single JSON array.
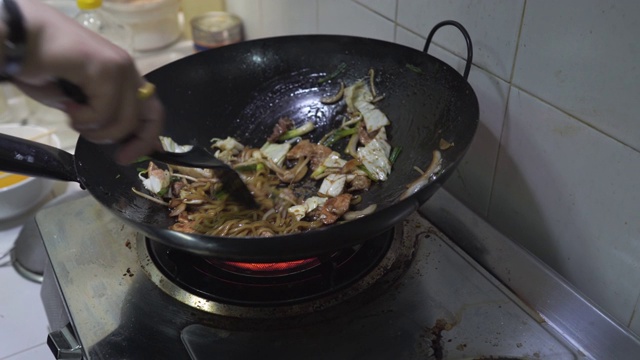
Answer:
[{"xmin": 149, "ymin": 146, "xmax": 258, "ymax": 208}]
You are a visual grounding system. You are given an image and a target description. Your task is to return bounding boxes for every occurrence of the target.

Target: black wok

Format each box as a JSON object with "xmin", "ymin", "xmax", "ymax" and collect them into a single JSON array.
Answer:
[{"xmin": 0, "ymin": 21, "xmax": 478, "ymax": 261}]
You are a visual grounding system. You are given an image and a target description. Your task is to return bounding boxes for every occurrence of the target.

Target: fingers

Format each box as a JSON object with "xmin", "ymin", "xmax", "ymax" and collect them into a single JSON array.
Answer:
[
  {"xmin": 12, "ymin": 0, "xmax": 165, "ymax": 163},
  {"xmin": 114, "ymin": 94, "xmax": 165, "ymax": 165},
  {"xmin": 65, "ymin": 51, "xmax": 140, "ymax": 142},
  {"xmin": 14, "ymin": 71, "xmax": 166, "ymax": 164}
]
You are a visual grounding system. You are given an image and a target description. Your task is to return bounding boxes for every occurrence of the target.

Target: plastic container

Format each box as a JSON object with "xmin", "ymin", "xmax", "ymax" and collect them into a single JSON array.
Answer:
[
  {"xmin": 75, "ymin": 0, "xmax": 133, "ymax": 52},
  {"xmin": 191, "ymin": 12, "xmax": 242, "ymax": 52},
  {"xmin": 103, "ymin": 0, "xmax": 181, "ymax": 52}
]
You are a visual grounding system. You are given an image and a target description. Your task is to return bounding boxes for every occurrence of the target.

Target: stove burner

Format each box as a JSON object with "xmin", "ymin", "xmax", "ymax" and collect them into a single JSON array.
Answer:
[
  {"xmin": 220, "ymin": 259, "xmax": 320, "ymax": 274},
  {"xmin": 146, "ymin": 230, "xmax": 393, "ymax": 306},
  {"xmin": 136, "ymin": 223, "xmax": 416, "ymax": 320}
]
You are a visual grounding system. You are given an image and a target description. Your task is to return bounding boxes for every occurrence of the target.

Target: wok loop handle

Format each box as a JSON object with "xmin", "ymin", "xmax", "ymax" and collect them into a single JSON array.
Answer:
[
  {"xmin": 423, "ymin": 20, "xmax": 473, "ymax": 80},
  {"xmin": 0, "ymin": 133, "xmax": 78, "ymax": 182}
]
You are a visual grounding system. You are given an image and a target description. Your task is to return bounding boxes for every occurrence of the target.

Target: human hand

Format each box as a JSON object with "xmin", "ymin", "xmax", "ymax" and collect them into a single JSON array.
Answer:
[{"xmin": 9, "ymin": 0, "xmax": 164, "ymax": 164}]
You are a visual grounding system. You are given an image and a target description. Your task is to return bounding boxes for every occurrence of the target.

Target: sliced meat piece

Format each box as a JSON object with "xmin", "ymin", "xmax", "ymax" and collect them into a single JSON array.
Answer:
[
  {"xmin": 170, "ymin": 212, "xmax": 198, "ymax": 233},
  {"xmin": 171, "ymin": 181, "xmax": 186, "ymax": 197},
  {"xmin": 341, "ymin": 159, "xmax": 362, "ymax": 174},
  {"xmin": 267, "ymin": 117, "xmax": 295, "ymax": 142},
  {"xmin": 357, "ymin": 121, "xmax": 380, "ymax": 146},
  {"xmin": 316, "ymin": 193, "xmax": 353, "ymax": 225},
  {"xmin": 348, "ymin": 175, "xmax": 371, "ymax": 191},
  {"xmin": 287, "ymin": 139, "xmax": 332, "ymax": 170}
]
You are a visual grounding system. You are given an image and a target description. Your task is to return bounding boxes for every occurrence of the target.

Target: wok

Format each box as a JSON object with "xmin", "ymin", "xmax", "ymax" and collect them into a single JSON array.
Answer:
[{"xmin": 0, "ymin": 21, "xmax": 478, "ymax": 261}]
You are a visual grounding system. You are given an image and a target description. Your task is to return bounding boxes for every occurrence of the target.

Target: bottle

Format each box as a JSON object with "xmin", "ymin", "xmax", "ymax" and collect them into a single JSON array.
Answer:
[{"xmin": 74, "ymin": 0, "xmax": 132, "ymax": 53}]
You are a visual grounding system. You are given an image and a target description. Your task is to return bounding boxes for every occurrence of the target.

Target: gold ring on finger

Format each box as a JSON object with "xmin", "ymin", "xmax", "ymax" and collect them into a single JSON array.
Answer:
[{"xmin": 137, "ymin": 82, "xmax": 156, "ymax": 100}]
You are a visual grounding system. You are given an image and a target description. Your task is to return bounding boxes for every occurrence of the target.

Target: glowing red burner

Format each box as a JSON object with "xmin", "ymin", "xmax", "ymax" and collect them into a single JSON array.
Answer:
[{"xmin": 224, "ymin": 258, "xmax": 319, "ymax": 273}]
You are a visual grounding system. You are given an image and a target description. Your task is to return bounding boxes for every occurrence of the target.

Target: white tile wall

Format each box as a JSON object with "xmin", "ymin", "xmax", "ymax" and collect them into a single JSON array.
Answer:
[
  {"xmin": 261, "ymin": 0, "xmax": 318, "ymax": 37},
  {"xmin": 225, "ymin": 0, "xmax": 263, "ymax": 40},
  {"xmin": 318, "ymin": 0, "xmax": 394, "ymax": 41},
  {"xmin": 513, "ymin": 0, "xmax": 640, "ymax": 153},
  {"xmin": 396, "ymin": 0, "xmax": 524, "ymax": 81},
  {"xmin": 229, "ymin": 0, "xmax": 640, "ymax": 334},
  {"xmin": 489, "ymin": 88, "xmax": 640, "ymax": 324}
]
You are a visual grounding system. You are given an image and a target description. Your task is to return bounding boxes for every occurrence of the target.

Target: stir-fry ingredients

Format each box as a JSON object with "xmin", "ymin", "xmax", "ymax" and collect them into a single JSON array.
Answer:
[
  {"xmin": 135, "ymin": 70, "xmax": 404, "ymax": 237},
  {"xmin": 400, "ymin": 150, "xmax": 442, "ymax": 200}
]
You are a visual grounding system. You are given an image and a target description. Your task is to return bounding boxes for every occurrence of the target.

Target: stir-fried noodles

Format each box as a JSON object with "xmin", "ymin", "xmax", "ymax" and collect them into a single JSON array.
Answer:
[{"xmin": 135, "ymin": 70, "xmax": 401, "ymax": 237}]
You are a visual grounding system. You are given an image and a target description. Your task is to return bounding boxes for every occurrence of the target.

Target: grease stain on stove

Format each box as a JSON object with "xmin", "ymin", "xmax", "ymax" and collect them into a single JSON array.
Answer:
[{"xmin": 122, "ymin": 267, "xmax": 134, "ymax": 277}]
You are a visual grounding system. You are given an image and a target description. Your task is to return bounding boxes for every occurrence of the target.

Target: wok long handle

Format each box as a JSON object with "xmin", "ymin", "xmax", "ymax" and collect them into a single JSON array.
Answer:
[
  {"xmin": 424, "ymin": 20, "xmax": 473, "ymax": 80},
  {"xmin": 0, "ymin": 132, "xmax": 78, "ymax": 182}
]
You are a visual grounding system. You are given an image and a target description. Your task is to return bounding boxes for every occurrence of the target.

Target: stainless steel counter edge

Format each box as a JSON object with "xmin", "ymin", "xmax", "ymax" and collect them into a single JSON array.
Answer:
[{"xmin": 420, "ymin": 189, "xmax": 640, "ymax": 360}]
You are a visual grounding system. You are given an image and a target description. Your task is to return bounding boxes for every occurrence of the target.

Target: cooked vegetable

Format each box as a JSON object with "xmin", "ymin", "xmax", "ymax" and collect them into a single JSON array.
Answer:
[
  {"xmin": 343, "ymin": 204, "xmax": 377, "ymax": 221},
  {"xmin": 318, "ymin": 174, "xmax": 347, "ymax": 197},
  {"xmin": 318, "ymin": 62, "xmax": 347, "ymax": 83},
  {"xmin": 343, "ymin": 80, "xmax": 390, "ymax": 133},
  {"xmin": 140, "ymin": 162, "xmax": 170, "ymax": 195},
  {"xmin": 288, "ymin": 196, "xmax": 328, "ymax": 221},
  {"xmin": 278, "ymin": 121, "xmax": 316, "ymax": 141},
  {"xmin": 260, "ymin": 142, "xmax": 291, "ymax": 167},
  {"xmin": 439, "ymin": 138, "xmax": 454, "ymax": 150},
  {"xmin": 211, "ymin": 137, "xmax": 244, "ymax": 163},
  {"xmin": 134, "ymin": 70, "xmax": 409, "ymax": 237},
  {"xmin": 389, "ymin": 146, "xmax": 402, "ymax": 164},
  {"xmin": 357, "ymin": 138, "xmax": 392, "ymax": 181},
  {"xmin": 400, "ymin": 150, "xmax": 442, "ymax": 200},
  {"xmin": 319, "ymin": 125, "xmax": 359, "ymax": 147},
  {"xmin": 160, "ymin": 136, "xmax": 192, "ymax": 153},
  {"xmin": 321, "ymin": 80, "xmax": 345, "ymax": 104},
  {"xmin": 406, "ymin": 63, "xmax": 424, "ymax": 74},
  {"xmin": 368, "ymin": 68, "xmax": 377, "ymax": 97}
]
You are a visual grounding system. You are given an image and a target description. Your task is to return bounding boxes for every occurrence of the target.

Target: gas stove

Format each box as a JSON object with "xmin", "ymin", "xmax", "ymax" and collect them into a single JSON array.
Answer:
[{"xmin": 36, "ymin": 192, "xmax": 625, "ymax": 360}]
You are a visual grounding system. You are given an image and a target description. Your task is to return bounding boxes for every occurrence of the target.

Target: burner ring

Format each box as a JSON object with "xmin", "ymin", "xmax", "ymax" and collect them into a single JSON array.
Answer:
[{"xmin": 136, "ymin": 224, "xmax": 417, "ymax": 319}]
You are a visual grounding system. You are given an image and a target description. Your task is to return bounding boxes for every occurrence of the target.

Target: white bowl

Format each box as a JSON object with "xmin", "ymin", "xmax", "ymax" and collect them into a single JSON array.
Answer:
[{"xmin": 0, "ymin": 124, "xmax": 61, "ymax": 220}]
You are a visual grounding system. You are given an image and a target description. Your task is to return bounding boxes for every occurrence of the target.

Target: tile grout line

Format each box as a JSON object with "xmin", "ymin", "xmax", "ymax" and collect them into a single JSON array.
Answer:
[
  {"xmin": 486, "ymin": 0, "xmax": 529, "ymax": 218},
  {"xmin": 352, "ymin": 0, "xmax": 396, "ymax": 23},
  {"xmin": 0, "ymin": 342, "xmax": 47, "ymax": 360},
  {"xmin": 394, "ymin": 17, "xmax": 640, "ymax": 156}
]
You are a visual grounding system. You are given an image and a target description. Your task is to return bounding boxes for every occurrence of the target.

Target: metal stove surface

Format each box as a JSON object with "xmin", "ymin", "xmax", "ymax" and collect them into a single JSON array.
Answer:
[{"xmin": 38, "ymin": 195, "xmax": 582, "ymax": 359}]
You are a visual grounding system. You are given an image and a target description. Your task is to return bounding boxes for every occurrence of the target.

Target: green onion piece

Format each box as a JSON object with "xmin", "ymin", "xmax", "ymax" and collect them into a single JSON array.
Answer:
[
  {"xmin": 136, "ymin": 167, "xmax": 147, "ymax": 172},
  {"xmin": 406, "ymin": 64, "xmax": 424, "ymax": 74},
  {"xmin": 321, "ymin": 126, "xmax": 358, "ymax": 147},
  {"xmin": 318, "ymin": 62, "xmax": 347, "ymax": 84},
  {"xmin": 389, "ymin": 146, "xmax": 402, "ymax": 164},
  {"xmin": 133, "ymin": 156, "xmax": 152, "ymax": 163},
  {"xmin": 310, "ymin": 165, "xmax": 327, "ymax": 180},
  {"xmin": 215, "ymin": 191, "xmax": 229, "ymax": 200},
  {"xmin": 234, "ymin": 163, "xmax": 264, "ymax": 172},
  {"xmin": 278, "ymin": 121, "xmax": 315, "ymax": 141},
  {"xmin": 358, "ymin": 164, "xmax": 377, "ymax": 181}
]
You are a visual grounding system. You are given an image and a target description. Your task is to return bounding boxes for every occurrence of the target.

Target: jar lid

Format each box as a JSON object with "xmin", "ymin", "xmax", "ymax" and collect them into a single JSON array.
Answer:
[
  {"xmin": 191, "ymin": 12, "xmax": 243, "ymax": 50},
  {"xmin": 77, "ymin": 0, "xmax": 102, "ymax": 10},
  {"xmin": 191, "ymin": 12, "xmax": 241, "ymax": 33}
]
